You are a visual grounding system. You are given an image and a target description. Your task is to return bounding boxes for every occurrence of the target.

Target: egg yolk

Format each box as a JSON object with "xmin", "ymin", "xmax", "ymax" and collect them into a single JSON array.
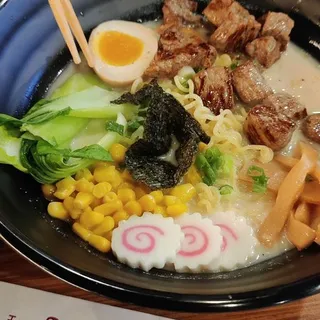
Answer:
[{"xmin": 97, "ymin": 31, "xmax": 144, "ymax": 66}]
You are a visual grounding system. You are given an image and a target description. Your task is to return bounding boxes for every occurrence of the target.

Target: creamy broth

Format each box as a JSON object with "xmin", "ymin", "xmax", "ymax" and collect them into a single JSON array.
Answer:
[
  {"xmin": 47, "ymin": 38, "xmax": 319, "ymax": 273},
  {"xmin": 218, "ymin": 192, "xmax": 293, "ymax": 271},
  {"xmin": 264, "ymin": 43, "xmax": 320, "ymax": 155},
  {"xmin": 264, "ymin": 43, "xmax": 320, "ymax": 115}
]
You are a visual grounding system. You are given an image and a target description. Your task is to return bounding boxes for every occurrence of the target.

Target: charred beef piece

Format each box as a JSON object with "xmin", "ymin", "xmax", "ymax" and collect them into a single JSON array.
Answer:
[
  {"xmin": 246, "ymin": 36, "xmax": 281, "ymax": 68},
  {"xmin": 259, "ymin": 12, "xmax": 294, "ymax": 50},
  {"xmin": 209, "ymin": 17, "xmax": 261, "ymax": 52},
  {"xmin": 158, "ymin": 24, "xmax": 204, "ymax": 51},
  {"xmin": 203, "ymin": 0, "xmax": 250, "ymax": 27},
  {"xmin": 244, "ymin": 104, "xmax": 295, "ymax": 151},
  {"xmin": 163, "ymin": 0, "xmax": 201, "ymax": 25},
  {"xmin": 194, "ymin": 66, "xmax": 234, "ymax": 115},
  {"xmin": 302, "ymin": 114, "xmax": 320, "ymax": 144},
  {"xmin": 232, "ymin": 60, "xmax": 273, "ymax": 105},
  {"xmin": 263, "ymin": 93, "xmax": 307, "ymax": 121},
  {"xmin": 204, "ymin": 0, "xmax": 261, "ymax": 51},
  {"xmin": 145, "ymin": 24, "xmax": 217, "ymax": 78}
]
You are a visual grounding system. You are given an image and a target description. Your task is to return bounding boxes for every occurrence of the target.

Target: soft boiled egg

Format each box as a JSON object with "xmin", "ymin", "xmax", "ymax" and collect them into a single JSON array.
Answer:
[{"xmin": 89, "ymin": 20, "xmax": 158, "ymax": 87}]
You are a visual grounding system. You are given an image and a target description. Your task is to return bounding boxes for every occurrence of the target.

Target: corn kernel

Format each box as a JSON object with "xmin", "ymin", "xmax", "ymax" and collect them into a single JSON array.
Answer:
[
  {"xmin": 95, "ymin": 200, "xmax": 123, "ymax": 216},
  {"xmin": 121, "ymin": 169, "xmax": 133, "ymax": 182},
  {"xmin": 185, "ymin": 165, "xmax": 202, "ymax": 185},
  {"xmin": 88, "ymin": 234, "xmax": 111, "ymax": 253},
  {"xmin": 118, "ymin": 182, "xmax": 135, "ymax": 190},
  {"xmin": 167, "ymin": 203, "xmax": 188, "ymax": 217},
  {"xmin": 80, "ymin": 210, "xmax": 104, "ymax": 230},
  {"xmin": 113, "ymin": 210, "xmax": 130, "ymax": 226},
  {"xmin": 74, "ymin": 192, "xmax": 94, "ymax": 210},
  {"xmin": 92, "ymin": 182, "xmax": 112, "ymax": 199},
  {"xmin": 54, "ymin": 176, "xmax": 76, "ymax": 200},
  {"xmin": 48, "ymin": 202, "xmax": 69, "ymax": 220},
  {"xmin": 75, "ymin": 178, "xmax": 94, "ymax": 193},
  {"xmin": 163, "ymin": 195, "xmax": 178, "ymax": 206},
  {"xmin": 56, "ymin": 176, "xmax": 76, "ymax": 190},
  {"xmin": 53, "ymin": 191, "xmax": 70, "ymax": 200},
  {"xmin": 69, "ymin": 207, "xmax": 82, "ymax": 220},
  {"xmin": 138, "ymin": 194, "xmax": 156, "ymax": 212},
  {"xmin": 72, "ymin": 222, "xmax": 92, "ymax": 241},
  {"xmin": 41, "ymin": 184, "xmax": 56, "ymax": 200},
  {"xmin": 110, "ymin": 143, "xmax": 127, "ymax": 163},
  {"xmin": 154, "ymin": 205, "xmax": 167, "ymax": 217},
  {"xmin": 150, "ymin": 190, "xmax": 164, "ymax": 204},
  {"xmin": 170, "ymin": 184, "xmax": 196, "ymax": 203},
  {"xmin": 102, "ymin": 192, "xmax": 118, "ymax": 203},
  {"xmin": 105, "ymin": 230, "xmax": 113, "ymax": 241},
  {"xmin": 92, "ymin": 161, "xmax": 112, "ymax": 169},
  {"xmin": 90, "ymin": 197, "xmax": 102, "ymax": 209},
  {"xmin": 92, "ymin": 216, "xmax": 115, "ymax": 236},
  {"xmin": 63, "ymin": 196, "xmax": 75, "ymax": 212},
  {"xmin": 94, "ymin": 166, "xmax": 122, "ymax": 188},
  {"xmin": 84, "ymin": 206, "xmax": 92, "ymax": 214},
  {"xmin": 75, "ymin": 168, "xmax": 94, "ymax": 182},
  {"xmin": 112, "ymin": 176, "xmax": 123, "ymax": 189},
  {"xmin": 199, "ymin": 142, "xmax": 207, "ymax": 152},
  {"xmin": 118, "ymin": 188, "xmax": 136, "ymax": 203},
  {"xmin": 124, "ymin": 200, "xmax": 142, "ymax": 216}
]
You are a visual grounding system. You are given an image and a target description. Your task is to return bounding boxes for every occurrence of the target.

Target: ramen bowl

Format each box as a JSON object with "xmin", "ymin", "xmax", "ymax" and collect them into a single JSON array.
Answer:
[{"xmin": 0, "ymin": 0, "xmax": 319, "ymax": 312}]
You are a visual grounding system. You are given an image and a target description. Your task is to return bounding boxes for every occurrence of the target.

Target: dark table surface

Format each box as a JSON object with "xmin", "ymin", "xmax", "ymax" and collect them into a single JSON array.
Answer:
[{"xmin": 1, "ymin": 242, "xmax": 319, "ymax": 320}]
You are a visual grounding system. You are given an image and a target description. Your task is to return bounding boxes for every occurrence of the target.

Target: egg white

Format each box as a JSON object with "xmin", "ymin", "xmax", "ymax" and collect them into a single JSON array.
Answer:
[{"xmin": 89, "ymin": 20, "xmax": 159, "ymax": 87}]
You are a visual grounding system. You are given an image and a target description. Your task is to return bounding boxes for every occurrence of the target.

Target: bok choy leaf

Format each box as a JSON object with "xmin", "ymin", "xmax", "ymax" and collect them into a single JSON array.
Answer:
[
  {"xmin": 20, "ymin": 131, "xmax": 120, "ymax": 184},
  {"xmin": 0, "ymin": 126, "xmax": 26, "ymax": 172},
  {"xmin": 23, "ymin": 87, "xmax": 137, "ymax": 124}
]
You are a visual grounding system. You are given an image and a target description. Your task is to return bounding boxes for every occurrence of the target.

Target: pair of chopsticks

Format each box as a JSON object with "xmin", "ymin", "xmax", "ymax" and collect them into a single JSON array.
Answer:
[{"xmin": 48, "ymin": 0, "xmax": 94, "ymax": 67}]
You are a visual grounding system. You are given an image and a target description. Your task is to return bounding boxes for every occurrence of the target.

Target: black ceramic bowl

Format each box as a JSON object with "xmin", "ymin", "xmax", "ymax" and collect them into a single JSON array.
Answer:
[{"xmin": 0, "ymin": 0, "xmax": 320, "ymax": 312}]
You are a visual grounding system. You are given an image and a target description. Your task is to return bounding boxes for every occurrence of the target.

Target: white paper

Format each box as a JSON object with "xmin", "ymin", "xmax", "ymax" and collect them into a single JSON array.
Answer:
[{"xmin": 0, "ymin": 281, "xmax": 171, "ymax": 320}]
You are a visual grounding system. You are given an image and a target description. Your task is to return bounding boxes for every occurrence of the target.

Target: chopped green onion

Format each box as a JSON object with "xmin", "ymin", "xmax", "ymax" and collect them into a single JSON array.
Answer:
[
  {"xmin": 230, "ymin": 61, "xmax": 239, "ymax": 70},
  {"xmin": 196, "ymin": 147, "xmax": 235, "ymax": 187},
  {"xmin": 219, "ymin": 185, "xmax": 234, "ymax": 195},
  {"xmin": 195, "ymin": 153, "xmax": 216, "ymax": 185},
  {"xmin": 247, "ymin": 165, "xmax": 269, "ymax": 193},
  {"xmin": 105, "ymin": 120, "xmax": 124, "ymax": 135},
  {"xmin": 127, "ymin": 118, "xmax": 144, "ymax": 133},
  {"xmin": 205, "ymin": 147, "xmax": 223, "ymax": 170}
]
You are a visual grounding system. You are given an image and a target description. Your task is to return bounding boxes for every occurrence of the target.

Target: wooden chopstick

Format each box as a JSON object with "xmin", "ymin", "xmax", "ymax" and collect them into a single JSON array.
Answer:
[
  {"xmin": 61, "ymin": 0, "xmax": 94, "ymax": 67},
  {"xmin": 48, "ymin": 0, "xmax": 93, "ymax": 67}
]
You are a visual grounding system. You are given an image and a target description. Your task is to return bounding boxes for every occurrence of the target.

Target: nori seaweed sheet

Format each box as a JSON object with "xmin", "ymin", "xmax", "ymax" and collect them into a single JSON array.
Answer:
[{"xmin": 112, "ymin": 81, "xmax": 210, "ymax": 190}]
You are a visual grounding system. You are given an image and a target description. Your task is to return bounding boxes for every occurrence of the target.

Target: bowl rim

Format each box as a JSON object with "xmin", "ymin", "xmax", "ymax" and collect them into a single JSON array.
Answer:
[
  {"xmin": 1, "ymin": 222, "xmax": 320, "ymax": 312},
  {"xmin": 1, "ymin": 0, "xmax": 320, "ymax": 312}
]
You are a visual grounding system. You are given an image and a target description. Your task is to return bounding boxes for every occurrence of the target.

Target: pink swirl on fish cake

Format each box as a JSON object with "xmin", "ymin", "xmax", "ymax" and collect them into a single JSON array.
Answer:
[
  {"xmin": 178, "ymin": 225, "xmax": 209, "ymax": 257},
  {"xmin": 216, "ymin": 224, "xmax": 238, "ymax": 252},
  {"xmin": 122, "ymin": 224, "xmax": 164, "ymax": 254}
]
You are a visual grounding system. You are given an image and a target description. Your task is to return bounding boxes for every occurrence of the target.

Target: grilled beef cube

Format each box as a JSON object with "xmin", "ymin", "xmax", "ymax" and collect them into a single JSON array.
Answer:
[
  {"xmin": 163, "ymin": 0, "xmax": 201, "ymax": 25},
  {"xmin": 210, "ymin": 17, "xmax": 261, "ymax": 52},
  {"xmin": 145, "ymin": 25, "xmax": 217, "ymax": 78},
  {"xmin": 244, "ymin": 104, "xmax": 295, "ymax": 151},
  {"xmin": 158, "ymin": 24, "xmax": 203, "ymax": 51},
  {"xmin": 194, "ymin": 66, "xmax": 234, "ymax": 115},
  {"xmin": 302, "ymin": 114, "xmax": 320, "ymax": 144},
  {"xmin": 203, "ymin": 0, "xmax": 250, "ymax": 27},
  {"xmin": 246, "ymin": 36, "xmax": 281, "ymax": 68},
  {"xmin": 232, "ymin": 60, "xmax": 273, "ymax": 104},
  {"xmin": 263, "ymin": 93, "xmax": 307, "ymax": 121},
  {"xmin": 259, "ymin": 12, "xmax": 294, "ymax": 50}
]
